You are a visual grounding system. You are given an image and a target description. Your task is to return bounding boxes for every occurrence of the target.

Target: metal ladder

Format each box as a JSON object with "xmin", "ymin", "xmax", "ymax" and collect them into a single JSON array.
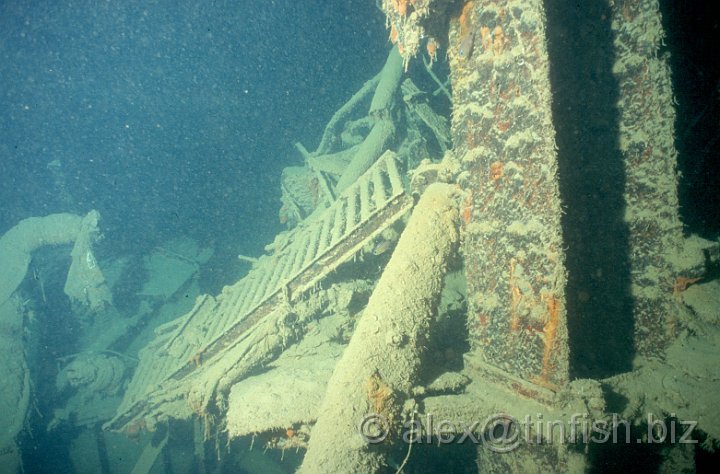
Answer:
[{"xmin": 109, "ymin": 151, "xmax": 413, "ymax": 429}]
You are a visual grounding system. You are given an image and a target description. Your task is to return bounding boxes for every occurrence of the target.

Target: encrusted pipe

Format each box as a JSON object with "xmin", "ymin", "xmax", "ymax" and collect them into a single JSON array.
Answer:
[
  {"xmin": 335, "ymin": 48, "xmax": 403, "ymax": 193},
  {"xmin": 299, "ymin": 183, "xmax": 460, "ymax": 473}
]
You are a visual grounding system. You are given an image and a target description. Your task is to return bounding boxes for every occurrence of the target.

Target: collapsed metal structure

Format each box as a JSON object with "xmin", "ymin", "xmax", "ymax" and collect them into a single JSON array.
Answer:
[
  {"xmin": 104, "ymin": 0, "xmax": 718, "ymax": 472},
  {"xmin": 108, "ymin": 151, "xmax": 413, "ymax": 431}
]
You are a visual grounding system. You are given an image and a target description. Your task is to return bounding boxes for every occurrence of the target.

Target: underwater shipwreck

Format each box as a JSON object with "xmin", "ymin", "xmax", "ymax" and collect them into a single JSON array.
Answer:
[{"xmin": 1, "ymin": 0, "xmax": 719, "ymax": 472}]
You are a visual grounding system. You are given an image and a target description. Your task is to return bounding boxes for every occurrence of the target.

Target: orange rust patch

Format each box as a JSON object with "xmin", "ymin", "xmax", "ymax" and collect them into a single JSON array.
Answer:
[
  {"xmin": 538, "ymin": 291, "xmax": 561, "ymax": 385},
  {"xmin": 426, "ymin": 37, "xmax": 438, "ymax": 62},
  {"xmin": 366, "ymin": 373, "xmax": 394, "ymax": 416},
  {"xmin": 479, "ymin": 26, "xmax": 492, "ymax": 51},
  {"xmin": 462, "ymin": 191, "xmax": 473, "ymax": 225},
  {"xmin": 389, "ymin": 24, "xmax": 398, "ymax": 44},
  {"xmin": 490, "ymin": 161, "xmax": 504, "ymax": 181},
  {"xmin": 497, "ymin": 120, "xmax": 511, "ymax": 133},
  {"xmin": 459, "ymin": 1, "xmax": 475, "ymax": 36},
  {"xmin": 493, "ymin": 26, "xmax": 505, "ymax": 55},
  {"xmin": 673, "ymin": 275, "xmax": 702, "ymax": 298},
  {"xmin": 394, "ymin": 0, "xmax": 409, "ymax": 16}
]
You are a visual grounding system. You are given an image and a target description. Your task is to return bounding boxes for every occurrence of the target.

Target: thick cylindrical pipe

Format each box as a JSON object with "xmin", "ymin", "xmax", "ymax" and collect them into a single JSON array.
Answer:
[{"xmin": 299, "ymin": 183, "xmax": 460, "ymax": 473}]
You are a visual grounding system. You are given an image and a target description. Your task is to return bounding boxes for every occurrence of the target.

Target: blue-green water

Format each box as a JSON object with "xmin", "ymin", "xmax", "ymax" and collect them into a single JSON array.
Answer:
[{"xmin": 0, "ymin": 0, "xmax": 386, "ymax": 284}]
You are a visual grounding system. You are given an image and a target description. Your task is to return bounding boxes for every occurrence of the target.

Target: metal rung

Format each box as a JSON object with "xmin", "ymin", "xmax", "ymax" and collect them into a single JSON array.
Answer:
[
  {"xmin": 316, "ymin": 214, "xmax": 334, "ymax": 255},
  {"xmin": 372, "ymin": 167, "xmax": 388, "ymax": 206},
  {"xmin": 266, "ymin": 254, "xmax": 291, "ymax": 296},
  {"xmin": 294, "ymin": 237, "xmax": 314, "ymax": 271},
  {"xmin": 304, "ymin": 225, "xmax": 322, "ymax": 264},
  {"xmin": 346, "ymin": 192, "xmax": 358, "ymax": 231},
  {"xmin": 330, "ymin": 202, "xmax": 345, "ymax": 245},
  {"xmin": 385, "ymin": 152, "xmax": 403, "ymax": 192},
  {"xmin": 359, "ymin": 179, "xmax": 372, "ymax": 221}
]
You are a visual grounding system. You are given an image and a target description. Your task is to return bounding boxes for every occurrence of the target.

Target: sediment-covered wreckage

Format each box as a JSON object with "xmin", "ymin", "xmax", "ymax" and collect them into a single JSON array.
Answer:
[
  {"xmin": 104, "ymin": 1, "xmax": 719, "ymax": 472},
  {"xmin": 3, "ymin": 0, "xmax": 719, "ymax": 472}
]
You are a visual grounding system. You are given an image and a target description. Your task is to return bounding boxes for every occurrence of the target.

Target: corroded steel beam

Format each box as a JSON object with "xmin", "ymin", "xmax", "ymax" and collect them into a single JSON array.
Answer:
[{"xmin": 450, "ymin": 0, "xmax": 570, "ymax": 396}]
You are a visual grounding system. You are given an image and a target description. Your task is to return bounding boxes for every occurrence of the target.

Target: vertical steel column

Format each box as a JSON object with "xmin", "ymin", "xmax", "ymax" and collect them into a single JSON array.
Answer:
[
  {"xmin": 450, "ymin": 0, "xmax": 569, "ymax": 393},
  {"xmin": 610, "ymin": 0, "xmax": 685, "ymax": 357}
]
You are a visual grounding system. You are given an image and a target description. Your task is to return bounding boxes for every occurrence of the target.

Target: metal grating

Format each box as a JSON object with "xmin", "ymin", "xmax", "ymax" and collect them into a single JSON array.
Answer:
[{"xmin": 108, "ymin": 151, "xmax": 412, "ymax": 430}]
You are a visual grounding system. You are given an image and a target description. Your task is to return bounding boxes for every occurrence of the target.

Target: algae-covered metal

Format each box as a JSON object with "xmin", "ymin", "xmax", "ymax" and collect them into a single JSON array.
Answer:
[{"xmin": 450, "ymin": 0, "xmax": 570, "ymax": 393}]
